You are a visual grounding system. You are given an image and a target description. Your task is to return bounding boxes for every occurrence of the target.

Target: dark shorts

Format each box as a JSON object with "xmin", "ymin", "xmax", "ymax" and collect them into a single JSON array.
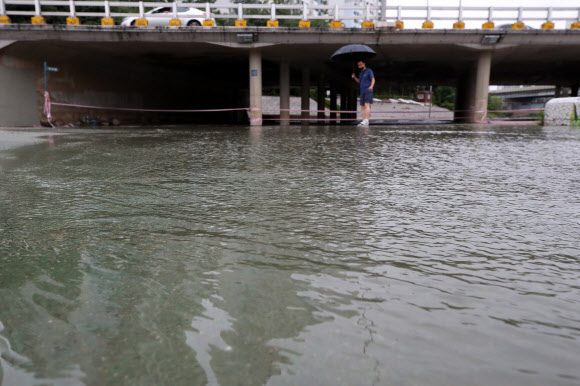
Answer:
[{"xmin": 360, "ymin": 91, "xmax": 373, "ymax": 106}]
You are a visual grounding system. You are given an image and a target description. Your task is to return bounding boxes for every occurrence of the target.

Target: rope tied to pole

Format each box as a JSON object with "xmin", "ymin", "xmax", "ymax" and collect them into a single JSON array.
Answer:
[{"xmin": 43, "ymin": 91, "xmax": 55, "ymax": 128}]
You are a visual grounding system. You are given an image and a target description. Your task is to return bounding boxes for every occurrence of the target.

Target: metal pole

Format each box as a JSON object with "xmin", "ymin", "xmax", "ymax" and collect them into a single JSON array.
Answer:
[{"xmin": 44, "ymin": 62, "xmax": 48, "ymax": 92}]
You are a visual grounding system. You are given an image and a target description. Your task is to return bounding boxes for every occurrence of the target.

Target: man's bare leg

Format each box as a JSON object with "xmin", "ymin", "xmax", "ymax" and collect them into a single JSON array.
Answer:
[{"xmin": 362, "ymin": 103, "xmax": 371, "ymax": 120}]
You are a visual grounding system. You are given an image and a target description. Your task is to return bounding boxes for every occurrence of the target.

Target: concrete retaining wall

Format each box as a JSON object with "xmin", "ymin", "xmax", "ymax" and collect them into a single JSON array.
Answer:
[{"xmin": 0, "ymin": 64, "xmax": 38, "ymax": 127}]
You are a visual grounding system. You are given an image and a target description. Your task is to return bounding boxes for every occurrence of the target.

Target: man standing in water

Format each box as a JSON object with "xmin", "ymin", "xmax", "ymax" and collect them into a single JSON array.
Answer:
[{"xmin": 352, "ymin": 60, "xmax": 375, "ymax": 127}]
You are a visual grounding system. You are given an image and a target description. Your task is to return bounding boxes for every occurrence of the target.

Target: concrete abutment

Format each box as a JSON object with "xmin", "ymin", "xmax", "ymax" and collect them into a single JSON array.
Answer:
[{"xmin": 0, "ymin": 59, "xmax": 37, "ymax": 126}]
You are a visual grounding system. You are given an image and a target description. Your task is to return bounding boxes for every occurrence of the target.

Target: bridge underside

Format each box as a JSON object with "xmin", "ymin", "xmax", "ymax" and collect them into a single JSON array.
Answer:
[{"xmin": 1, "ymin": 26, "xmax": 579, "ymax": 126}]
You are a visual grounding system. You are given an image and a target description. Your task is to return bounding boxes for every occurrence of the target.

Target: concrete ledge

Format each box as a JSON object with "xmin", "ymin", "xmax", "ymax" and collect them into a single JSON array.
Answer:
[{"xmin": 0, "ymin": 24, "xmax": 579, "ymax": 46}]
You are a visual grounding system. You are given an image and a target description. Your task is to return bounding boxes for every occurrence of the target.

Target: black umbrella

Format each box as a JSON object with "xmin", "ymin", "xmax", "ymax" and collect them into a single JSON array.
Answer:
[
  {"xmin": 330, "ymin": 44, "xmax": 376, "ymax": 74},
  {"xmin": 330, "ymin": 44, "xmax": 376, "ymax": 62}
]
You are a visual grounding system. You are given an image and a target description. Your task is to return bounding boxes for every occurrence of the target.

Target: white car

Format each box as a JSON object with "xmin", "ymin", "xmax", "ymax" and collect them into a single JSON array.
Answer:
[{"xmin": 121, "ymin": 6, "xmax": 215, "ymax": 27}]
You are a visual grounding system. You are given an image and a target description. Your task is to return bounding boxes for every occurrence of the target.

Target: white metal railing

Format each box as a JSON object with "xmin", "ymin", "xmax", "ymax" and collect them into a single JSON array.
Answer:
[{"xmin": 1, "ymin": 1, "xmax": 580, "ymax": 27}]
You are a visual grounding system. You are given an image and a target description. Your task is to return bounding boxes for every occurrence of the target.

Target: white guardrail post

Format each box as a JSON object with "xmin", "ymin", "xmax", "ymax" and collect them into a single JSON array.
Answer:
[
  {"xmin": 69, "ymin": 0, "xmax": 75, "ymax": 18},
  {"xmin": 34, "ymin": 0, "xmax": 41, "ymax": 17},
  {"xmin": 138, "ymin": 1, "xmax": 144, "ymax": 19},
  {"xmin": 380, "ymin": 0, "xmax": 386, "ymax": 22},
  {"xmin": 104, "ymin": 0, "xmax": 111, "ymax": 18},
  {"xmin": 237, "ymin": 3, "xmax": 243, "ymax": 21},
  {"xmin": 0, "ymin": 0, "xmax": 7, "ymax": 17}
]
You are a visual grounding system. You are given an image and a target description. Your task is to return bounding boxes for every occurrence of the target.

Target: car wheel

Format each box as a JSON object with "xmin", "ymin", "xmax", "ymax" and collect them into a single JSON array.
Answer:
[
  {"xmin": 130, "ymin": 20, "xmax": 136, "ymax": 26},
  {"xmin": 187, "ymin": 20, "xmax": 201, "ymax": 27}
]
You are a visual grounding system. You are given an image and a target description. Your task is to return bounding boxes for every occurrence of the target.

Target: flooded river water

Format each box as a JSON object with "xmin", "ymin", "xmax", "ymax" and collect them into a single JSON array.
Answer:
[{"xmin": 0, "ymin": 125, "xmax": 579, "ymax": 385}]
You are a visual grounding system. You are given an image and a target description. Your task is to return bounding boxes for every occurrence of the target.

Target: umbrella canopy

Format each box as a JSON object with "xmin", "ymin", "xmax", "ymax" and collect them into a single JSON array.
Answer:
[{"xmin": 330, "ymin": 44, "xmax": 376, "ymax": 62}]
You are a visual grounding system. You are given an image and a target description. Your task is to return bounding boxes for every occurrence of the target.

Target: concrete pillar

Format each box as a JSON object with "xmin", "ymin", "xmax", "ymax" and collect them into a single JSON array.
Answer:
[
  {"xmin": 330, "ymin": 85, "xmax": 337, "ymax": 123},
  {"xmin": 280, "ymin": 61, "xmax": 290, "ymax": 126},
  {"xmin": 0, "ymin": 62, "xmax": 38, "ymax": 126},
  {"xmin": 301, "ymin": 67, "xmax": 310, "ymax": 124},
  {"xmin": 317, "ymin": 74, "xmax": 325, "ymax": 121},
  {"xmin": 571, "ymin": 84, "xmax": 579, "ymax": 97},
  {"xmin": 473, "ymin": 51, "xmax": 492, "ymax": 122},
  {"xmin": 554, "ymin": 85, "xmax": 562, "ymax": 98},
  {"xmin": 454, "ymin": 79, "xmax": 466, "ymax": 123},
  {"xmin": 249, "ymin": 49, "xmax": 262, "ymax": 126},
  {"xmin": 352, "ymin": 88, "xmax": 358, "ymax": 121},
  {"xmin": 340, "ymin": 86, "xmax": 348, "ymax": 124},
  {"xmin": 455, "ymin": 65, "xmax": 479, "ymax": 123}
]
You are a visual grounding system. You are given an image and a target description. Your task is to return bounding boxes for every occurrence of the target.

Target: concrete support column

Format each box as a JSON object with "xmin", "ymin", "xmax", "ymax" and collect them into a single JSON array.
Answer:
[
  {"xmin": 249, "ymin": 49, "xmax": 262, "ymax": 126},
  {"xmin": 455, "ymin": 71, "xmax": 474, "ymax": 123},
  {"xmin": 340, "ymin": 86, "xmax": 348, "ymax": 124},
  {"xmin": 317, "ymin": 74, "xmax": 325, "ymax": 121},
  {"xmin": 280, "ymin": 61, "xmax": 290, "ymax": 126},
  {"xmin": 554, "ymin": 85, "xmax": 563, "ymax": 98},
  {"xmin": 301, "ymin": 67, "xmax": 310, "ymax": 124},
  {"xmin": 351, "ymin": 88, "xmax": 358, "ymax": 121},
  {"xmin": 473, "ymin": 51, "xmax": 492, "ymax": 123},
  {"xmin": 571, "ymin": 84, "xmax": 579, "ymax": 97},
  {"xmin": 330, "ymin": 85, "xmax": 337, "ymax": 123},
  {"xmin": 454, "ymin": 79, "xmax": 466, "ymax": 123}
]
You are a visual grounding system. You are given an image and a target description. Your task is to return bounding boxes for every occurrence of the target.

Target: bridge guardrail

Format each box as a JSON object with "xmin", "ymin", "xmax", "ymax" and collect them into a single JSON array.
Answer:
[{"xmin": 1, "ymin": 0, "xmax": 579, "ymax": 29}]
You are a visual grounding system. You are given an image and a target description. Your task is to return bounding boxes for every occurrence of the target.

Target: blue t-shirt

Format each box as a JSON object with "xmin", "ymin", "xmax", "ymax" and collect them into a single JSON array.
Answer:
[{"xmin": 359, "ymin": 68, "xmax": 374, "ymax": 92}]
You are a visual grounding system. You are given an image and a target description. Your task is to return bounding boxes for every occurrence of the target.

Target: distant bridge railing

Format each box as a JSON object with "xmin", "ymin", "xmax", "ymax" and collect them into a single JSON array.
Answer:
[{"xmin": 1, "ymin": 0, "xmax": 580, "ymax": 29}]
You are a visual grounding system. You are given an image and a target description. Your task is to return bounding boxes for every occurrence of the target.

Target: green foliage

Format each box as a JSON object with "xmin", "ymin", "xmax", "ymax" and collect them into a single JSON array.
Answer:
[
  {"xmin": 535, "ymin": 111, "xmax": 544, "ymax": 126},
  {"xmin": 433, "ymin": 86, "xmax": 455, "ymax": 110},
  {"xmin": 488, "ymin": 95, "xmax": 503, "ymax": 111},
  {"xmin": 487, "ymin": 95, "xmax": 508, "ymax": 118},
  {"xmin": 571, "ymin": 104, "xmax": 580, "ymax": 127}
]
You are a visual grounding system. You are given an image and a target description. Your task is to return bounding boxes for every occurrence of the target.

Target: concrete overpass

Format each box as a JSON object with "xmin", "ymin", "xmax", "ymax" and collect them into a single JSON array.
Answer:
[
  {"xmin": 489, "ymin": 85, "xmax": 578, "ymax": 111},
  {"xmin": 1, "ymin": 25, "xmax": 579, "ymax": 126}
]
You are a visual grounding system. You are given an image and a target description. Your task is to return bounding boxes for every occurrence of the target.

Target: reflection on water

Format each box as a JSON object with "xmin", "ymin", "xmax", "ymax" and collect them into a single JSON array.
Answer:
[{"xmin": 0, "ymin": 125, "xmax": 579, "ymax": 386}]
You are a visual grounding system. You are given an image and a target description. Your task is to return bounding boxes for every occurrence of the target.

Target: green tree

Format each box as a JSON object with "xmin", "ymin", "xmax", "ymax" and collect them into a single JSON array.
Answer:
[
  {"xmin": 487, "ymin": 95, "xmax": 506, "ymax": 117},
  {"xmin": 433, "ymin": 86, "xmax": 455, "ymax": 110}
]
